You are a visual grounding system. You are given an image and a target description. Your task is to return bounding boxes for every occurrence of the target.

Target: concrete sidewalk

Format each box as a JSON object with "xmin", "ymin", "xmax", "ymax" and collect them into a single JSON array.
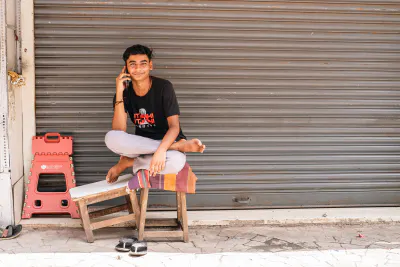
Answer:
[
  {"xmin": 19, "ymin": 207, "xmax": 400, "ymax": 228},
  {"xmin": 1, "ymin": 223, "xmax": 400, "ymax": 266}
]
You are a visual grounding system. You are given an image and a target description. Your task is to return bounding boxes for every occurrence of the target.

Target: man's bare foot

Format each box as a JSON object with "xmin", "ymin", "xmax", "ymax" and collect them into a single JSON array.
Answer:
[
  {"xmin": 172, "ymin": 139, "xmax": 206, "ymax": 153},
  {"xmin": 106, "ymin": 156, "xmax": 135, "ymax": 184}
]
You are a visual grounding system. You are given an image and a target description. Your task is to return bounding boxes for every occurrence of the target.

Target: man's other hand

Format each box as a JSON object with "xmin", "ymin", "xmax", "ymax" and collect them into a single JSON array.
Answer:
[{"xmin": 149, "ymin": 149, "xmax": 166, "ymax": 176}]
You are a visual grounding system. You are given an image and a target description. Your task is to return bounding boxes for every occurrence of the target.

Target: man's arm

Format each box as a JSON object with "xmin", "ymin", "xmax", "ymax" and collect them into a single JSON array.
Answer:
[
  {"xmin": 112, "ymin": 66, "xmax": 130, "ymax": 131},
  {"xmin": 112, "ymin": 90, "xmax": 128, "ymax": 131},
  {"xmin": 159, "ymin": 115, "xmax": 180, "ymax": 151},
  {"xmin": 149, "ymin": 115, "xmax": 180, "ymax": 176}
]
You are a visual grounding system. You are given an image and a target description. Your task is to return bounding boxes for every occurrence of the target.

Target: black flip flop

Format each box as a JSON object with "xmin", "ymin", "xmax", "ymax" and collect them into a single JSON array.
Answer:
[
  {"xmin": 0, "ymin": 224, "xmax": 22, "ymax": 240},
  {"xmin": 129, "ymin": 241, "xmax": 147, "ymax": 256},
  {"xmin": 115, "ymin": 236, "xmax": 138, "ymax": 252}
]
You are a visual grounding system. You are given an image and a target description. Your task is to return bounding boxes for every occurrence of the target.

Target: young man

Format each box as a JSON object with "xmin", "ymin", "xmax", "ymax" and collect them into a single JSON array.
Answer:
[{"xmin": 105, "ymin": 44, "xmax": 205, "ymax": 183}]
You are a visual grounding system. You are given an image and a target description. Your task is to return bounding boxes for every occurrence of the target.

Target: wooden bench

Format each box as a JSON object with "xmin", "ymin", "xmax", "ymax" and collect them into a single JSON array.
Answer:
[
  {"xmin": 70, "ymin": 174, "xmax": 140, "ymax": 243},
  {"xmin": 70, "ymin": 174, "xmax": 189, "ymax": 243}
]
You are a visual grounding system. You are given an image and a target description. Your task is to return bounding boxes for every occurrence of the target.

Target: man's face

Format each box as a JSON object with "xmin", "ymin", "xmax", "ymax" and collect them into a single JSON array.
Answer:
[{"xmin": 126, "ymin": 54, "xmax": 153, "ymax": 82}]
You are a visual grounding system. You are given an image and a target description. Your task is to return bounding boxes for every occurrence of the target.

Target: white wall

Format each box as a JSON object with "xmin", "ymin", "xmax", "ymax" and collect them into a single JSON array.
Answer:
[
  {"xmin": 7, "ymin": 0, "xmax": 24, "ymax": 225},
  {"xmin": 21, "ymin": 0, "xmax": 35, "ymax": 191},
  {"xmin": 0, "ymin": 0, "xmax": 24, "ymax": 227},
  {"xmin": 0, "ymin": 174, "xmax": 13, "ymax": 226}
]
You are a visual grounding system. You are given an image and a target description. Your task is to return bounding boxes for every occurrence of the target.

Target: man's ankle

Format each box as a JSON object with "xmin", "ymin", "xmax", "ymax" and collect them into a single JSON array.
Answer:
[
  {"xmin": 169, "ymin": 140, "xmax": 184, "ymax": 151},
  {"xmin": 121, "ymin": 157, "xmax": 135, "ymax": 168}
]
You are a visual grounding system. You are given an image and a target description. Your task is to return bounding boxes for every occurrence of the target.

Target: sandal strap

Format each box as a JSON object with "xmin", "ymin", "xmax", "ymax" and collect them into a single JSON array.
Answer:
[
  {"xmin": 120, "ymin": 237, "xmax": 136, "ymax": 243},
  {"xmin": 1, "ymin": 226, "xmax": 12, "ymax": 238},
  {"xmin": 118, "ymin": 241, "xmax": 133, "ymax": 249},
  {"xmin": 1, "ymin": 229, "xmax": 8, "ymax": 238},
  {"xmin": 123, "ymin": 242, "xmax": 133, "ymax": 248}
]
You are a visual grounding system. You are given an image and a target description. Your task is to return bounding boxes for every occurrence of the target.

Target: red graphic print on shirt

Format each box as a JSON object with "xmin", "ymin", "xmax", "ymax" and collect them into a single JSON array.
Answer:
[{"xmin": 133, "ymin": 108, "xmax": 155, "ymax": 128}]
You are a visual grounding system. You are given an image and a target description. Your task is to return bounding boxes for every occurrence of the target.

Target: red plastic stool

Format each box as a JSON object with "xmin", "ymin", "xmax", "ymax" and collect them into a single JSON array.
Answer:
[{"xmin": 22, "ymin": 133, "xmax": 80, "ymax": 219}]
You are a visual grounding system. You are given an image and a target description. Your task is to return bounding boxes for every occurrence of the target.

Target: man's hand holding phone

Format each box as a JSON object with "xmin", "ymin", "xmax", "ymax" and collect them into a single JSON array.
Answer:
[{"xmin": 116, "ymin": 66, "xmax": 131, "ymax": 93}]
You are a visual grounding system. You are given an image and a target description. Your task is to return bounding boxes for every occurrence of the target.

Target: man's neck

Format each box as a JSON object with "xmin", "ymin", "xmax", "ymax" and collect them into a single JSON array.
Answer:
[{"xmin": 132, "ymin": 76, "xmax": 152, "ymax": 96}]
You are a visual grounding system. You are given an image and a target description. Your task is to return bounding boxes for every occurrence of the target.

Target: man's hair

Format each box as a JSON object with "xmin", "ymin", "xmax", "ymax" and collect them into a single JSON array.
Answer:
[{"xmin": 123, "ymin": 44, "xmax": 153, "ymax": 62}]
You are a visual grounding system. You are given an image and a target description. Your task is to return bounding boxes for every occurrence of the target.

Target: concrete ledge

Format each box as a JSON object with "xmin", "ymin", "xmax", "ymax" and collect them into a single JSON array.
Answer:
[{"xmin": 19, "ymin": 207, "xmax": 400, "ymax": 228}]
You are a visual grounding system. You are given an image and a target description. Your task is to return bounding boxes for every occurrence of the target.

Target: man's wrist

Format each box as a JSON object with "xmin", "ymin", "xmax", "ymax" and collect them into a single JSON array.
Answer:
[
  {"xmin": 156, "ymin": 147, "xmax": 167, "ymax": 153},
  {"xmin": 116, "ymin": 89, "xmax": 124, "ymax": 96}
]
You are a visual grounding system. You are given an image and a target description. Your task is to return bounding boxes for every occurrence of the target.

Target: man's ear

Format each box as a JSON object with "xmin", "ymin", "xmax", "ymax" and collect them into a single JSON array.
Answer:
[{"xmin": 149, "ymin": 61, "xmax": 153, "ymax": 70}]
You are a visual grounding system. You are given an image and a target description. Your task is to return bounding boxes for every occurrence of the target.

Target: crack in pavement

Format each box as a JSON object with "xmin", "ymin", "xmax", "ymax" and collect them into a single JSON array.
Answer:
[
  {"xmin": 166, "ymin": 243, "xmax": 180, "ymax": 252},
  {"xmin": 365, "ymin": 239, "xmax": 394, "ymax": 250},
  {"xmin": 313, "ymin": 241, "xmax": 321, "ymax": 249},
  {"xmin": 248, "ymin": 238, "xmax": 305, "ymax": 252},
  {"xmin": 215, "ymin": 229, "xmax": 222, "ymax": 237},
  {"xmin": 15, "ymin": 241, "xmax": 23, "ymax": 248}
]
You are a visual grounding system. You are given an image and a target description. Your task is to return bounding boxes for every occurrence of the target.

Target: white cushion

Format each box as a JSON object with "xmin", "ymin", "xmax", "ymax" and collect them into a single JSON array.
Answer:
[{"xmin": 69, "ymin": 174, "xmax": 133, "ymax": 199}]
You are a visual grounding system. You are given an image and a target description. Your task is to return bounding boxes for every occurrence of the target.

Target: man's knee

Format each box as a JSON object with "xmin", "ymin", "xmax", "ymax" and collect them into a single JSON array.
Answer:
[
  {"xmin": 104, "ymin": 130, "xmax": 123, "ymax": 150},
  {"xmin": 168, "ymin": 151, "xmax": 186, "ymax": 173}
]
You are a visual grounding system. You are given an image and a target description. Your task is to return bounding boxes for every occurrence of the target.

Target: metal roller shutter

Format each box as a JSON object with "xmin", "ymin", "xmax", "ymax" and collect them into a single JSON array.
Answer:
[{"xmin": 34, "ymin": 0, "xmax": 400, "ymax": 209}]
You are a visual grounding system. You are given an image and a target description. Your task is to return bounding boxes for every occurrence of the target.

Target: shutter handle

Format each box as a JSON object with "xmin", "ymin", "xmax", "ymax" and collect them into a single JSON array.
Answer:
[{"xmin": 233, "ymin": 196, "xmax": 250, "ymax": 204}]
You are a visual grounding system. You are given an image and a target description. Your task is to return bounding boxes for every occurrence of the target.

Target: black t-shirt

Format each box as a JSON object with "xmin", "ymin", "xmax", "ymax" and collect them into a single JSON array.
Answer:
[{"xmin": 113, "ymin": 76, "xmax": 186, "ymax": 141}]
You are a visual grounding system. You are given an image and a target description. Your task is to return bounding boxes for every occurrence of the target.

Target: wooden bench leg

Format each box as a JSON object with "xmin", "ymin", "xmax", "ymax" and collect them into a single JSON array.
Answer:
[
  {"xmin": 77, "ymin": 200, "xmax": 94, "ymax": 243},
  {"xmin": 176, "ymin": 192, "xmax": 182, "ymax": 224},
  {"xmin": 180, "ymin": 193, "xmax": 189, "ymax": 242},
  {"xmin": 138, "ymin": 188, "xmax": 149, "ymax": 241},
  {"xmin": 129, "ymin": 190, "xmax": 141, "ymax": 229},
  {"xmin": 125, "ymin": 195, "xmax": 133, "ymax": 214}
]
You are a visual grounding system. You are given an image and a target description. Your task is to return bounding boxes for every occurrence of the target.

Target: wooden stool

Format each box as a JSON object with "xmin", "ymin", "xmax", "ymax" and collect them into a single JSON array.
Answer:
[
  {"xmin": 70, "ymin": 174, "xmax": 140, "ymax": 243},
  {"xmin": 138, "ymin": 188, "xmax": 189, "ymax": 242}
]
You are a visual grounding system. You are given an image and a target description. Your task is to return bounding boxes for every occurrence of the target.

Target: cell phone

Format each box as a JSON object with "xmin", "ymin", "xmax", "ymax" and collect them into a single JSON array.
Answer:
[{"xmin": 124, "ymin": 65, "xmax": 131, "ymax": 88}]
